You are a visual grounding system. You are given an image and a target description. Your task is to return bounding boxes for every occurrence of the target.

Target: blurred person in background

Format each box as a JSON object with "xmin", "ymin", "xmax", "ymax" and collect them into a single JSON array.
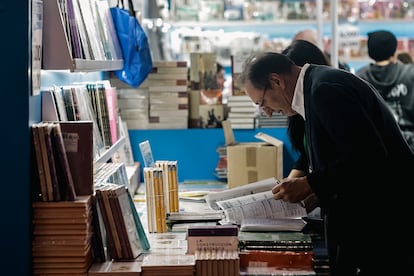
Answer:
[
  {"xmin": 216, "ymin": 62, "xmax": 226, "ymax": 91},
  {"xmin": 356, "ymin": 30, "xmax": 414, "ymax": 151},
  {"xmin": 397, "ymin": 51, "xmax": 413, "ymax": 64},
  {"xmin": 292, "ymin": 29, "xmax": 350, "ymax": 71}
]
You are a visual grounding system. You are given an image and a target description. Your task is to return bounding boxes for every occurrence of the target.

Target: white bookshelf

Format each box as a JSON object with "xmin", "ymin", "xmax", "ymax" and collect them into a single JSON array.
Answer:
[{"xmin": 42, "ymin": 0, "xmax": 123, "ymax": 72}]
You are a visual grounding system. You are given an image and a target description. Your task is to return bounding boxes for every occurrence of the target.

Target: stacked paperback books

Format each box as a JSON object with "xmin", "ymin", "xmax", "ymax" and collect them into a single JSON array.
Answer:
[
  {"xmin": 194, "ymin": 249, "xmax": 240, "ymax": 276},
  {"xmin": 238, "ymin": 223, "xmax": 315, "ymax": 275},
  {"xmin": 238, "ymin": 231, "xmax": 313, "ymax": 252},
  {"xmin": 143, "ymin": 160, "xmax": 180, "ymax": 233},
  {"xmin": 32, "ymin": 196, "xmax": 93, "ymax": 275},
  {"xmin": 187, "ymin": 225, "xmax": 240, "ymax": 276},
  {"xmin": 114, "ymin": 60, "xmax": 189, "ymax": 130},
  {"xmin": 226, "ymin": 95, "xmax": 258, "ymax": 129},
  {"xmin": 140, "ymin": 254, "xmax": 196, "ymax": 276},
  {"xmin": 256, "ymin": 111, "xmax": 288, "ymax": 128},
  {"xmin": 147, "ymin": 61, "xmax": 189, "ymax": 129}
]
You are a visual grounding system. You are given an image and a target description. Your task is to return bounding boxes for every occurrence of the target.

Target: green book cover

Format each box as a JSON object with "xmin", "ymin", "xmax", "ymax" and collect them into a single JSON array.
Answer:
[
  {"xmin": 127, "ymin": 189, "xmax": 151, "ymax": 252},
  {"xmin": 238, "ymin": 231, "xmax": 312, "ymax": 251}
]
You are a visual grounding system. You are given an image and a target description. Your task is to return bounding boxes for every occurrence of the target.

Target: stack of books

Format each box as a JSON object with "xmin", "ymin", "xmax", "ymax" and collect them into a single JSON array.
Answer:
[
  {"xmin": 194, "ymin": 248, "xmax": 240, "ymax": 276},
  {"xmin": 256, "ymin": 111, "xmax": 288, "ymax": 128},
  {"xmin": 214, "ymin": 145, "xmax": 227, "ymax": 180},
  {"xmin": 227, "ymin": 95, "xmax": 258, "ymax": 129},
  {"xmin": 154, "ymin": 160, "xmax": 180, "ymax": 213},
  {"xmin": 143, "ymin": 167, "xmax": 168, "ymax": 233},
  {"xmin": 146, "ymin": 232, "xmax": 188, "ymax": 255},
  {"xmin": 147, "ymin": 61, "xmax": 189, "ymax": 129},
  {"xmin": 143, "ymin": 159, "xmax": 181, "ymax": 233},
  {"xmin": 238, "ymin": 231, "xmax": 316, "ymax": 275},
  {"xmin": 187, "ymin": 225, "xmax": 240, "ymax": 276},
  {"xmin": 116, "ymin": 84, "xmax": 150, "ymax": 130},
  {"xmin": 140, "ymin": 254, "xmax": 196, "ymax": 276},
  {"xmin": 238, "ymin": 231, "xmax": 313, "ymax": 252},
  {"xmin": 32, "ymin": 196, "xmax": 93, "ymax": 275}
]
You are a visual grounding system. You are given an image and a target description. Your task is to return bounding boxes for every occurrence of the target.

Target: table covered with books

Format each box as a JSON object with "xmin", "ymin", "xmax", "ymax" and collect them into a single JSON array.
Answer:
[{"xmin": 88, "ymin": 177, "xmax": 330, "ymax": 276}]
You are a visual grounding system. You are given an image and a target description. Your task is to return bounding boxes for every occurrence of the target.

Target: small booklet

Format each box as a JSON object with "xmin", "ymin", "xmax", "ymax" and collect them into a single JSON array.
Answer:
[
  {"xmin": 139, "ymin": 140, "xmax": 154, "ymax": 167},
  {"xmin": 240, "ymin": 217, "xmax": 307, "ymax": 232}
]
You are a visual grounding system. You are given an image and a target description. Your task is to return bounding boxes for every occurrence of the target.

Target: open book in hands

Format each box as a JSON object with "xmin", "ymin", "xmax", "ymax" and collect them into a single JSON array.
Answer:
[
  {"xmin": 205, "ymin": 177, "xmax": 307, "ymax": 228},
  {"xmin": 216, "ymin": 190, "xmax": 307, "ymax": 225},
  {"xmin": 205, "ymin": 177, "xmax": 279, "ymax": 210}
]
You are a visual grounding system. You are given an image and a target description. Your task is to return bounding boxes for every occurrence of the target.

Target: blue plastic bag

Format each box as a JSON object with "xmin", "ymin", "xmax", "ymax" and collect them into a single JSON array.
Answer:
[{"xmin": 110, "ymin": 2, "xmax": 152, "ymax": 88}]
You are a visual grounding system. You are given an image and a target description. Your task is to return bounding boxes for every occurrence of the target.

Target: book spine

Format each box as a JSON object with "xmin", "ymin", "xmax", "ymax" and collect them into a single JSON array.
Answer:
[
  {"xmin": 37, "ymin": 123, "xmax": 54, "ymax": 201},
  {"xmin": 95, "ymin": 189, "xmax": 117, "ymax": 260},
  {"xmin": 51, "ymin": 123, "xmax": 77, "ymax": 201},
  {"xmin": 143, "ymin": 168, "xmax": 155, "ymax": 233},
  {"xmin": 31, "ymin": 125, "xmax": 48, "ymax": 201},
  {"xmin": 100, "ymin": 187, "xmax": 123, "ymax": 259},
  {"xmin": 108, "ymin": 186, "xmax": 131, "ymax": 259},
  {"xmin": 126, "ymin": 188, "xmax": 151, "ymax": 251},
  {"xmin": 43, "ymin": 123, "xmax": 61, "ymax": 201}
]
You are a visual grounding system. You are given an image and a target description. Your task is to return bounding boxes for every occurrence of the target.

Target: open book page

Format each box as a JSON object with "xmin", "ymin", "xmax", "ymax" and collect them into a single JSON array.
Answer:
[
  {"xmin": 216, "ymin": 191, "xmax": 307, "ymax": 225},
  {"xmin": 205, "ymin": 177, "xmax": 279, "ymax": 210}
]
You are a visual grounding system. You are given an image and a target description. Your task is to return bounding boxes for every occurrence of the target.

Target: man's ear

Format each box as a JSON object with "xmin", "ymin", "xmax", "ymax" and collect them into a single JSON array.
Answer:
[{"xmin": 270, "ymin": 73, "xmax": 285, "ymax": 90}]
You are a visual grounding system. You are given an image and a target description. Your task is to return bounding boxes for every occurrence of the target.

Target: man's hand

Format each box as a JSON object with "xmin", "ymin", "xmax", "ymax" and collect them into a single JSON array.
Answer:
[{"xmin": 272, "ymin": 176, "xmax": 313, "ymax": 203}]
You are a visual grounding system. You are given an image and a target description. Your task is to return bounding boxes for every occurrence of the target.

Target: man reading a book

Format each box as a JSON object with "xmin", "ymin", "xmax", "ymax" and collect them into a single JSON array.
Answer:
[{"xmin": 238, "ymin": 51, "xmax": 414, "ymax": 276}]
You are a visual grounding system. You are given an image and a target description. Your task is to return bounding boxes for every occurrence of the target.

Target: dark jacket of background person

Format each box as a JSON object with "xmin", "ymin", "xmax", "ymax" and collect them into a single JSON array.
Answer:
[{"xmin": 356, "ymin": 30, "xmax": 414, "ymax": 151}]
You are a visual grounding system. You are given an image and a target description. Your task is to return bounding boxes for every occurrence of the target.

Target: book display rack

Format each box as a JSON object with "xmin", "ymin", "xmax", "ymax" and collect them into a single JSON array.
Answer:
[{"xmin": 42, "ymin": 0, "xmax": 123, "ymax": 72}]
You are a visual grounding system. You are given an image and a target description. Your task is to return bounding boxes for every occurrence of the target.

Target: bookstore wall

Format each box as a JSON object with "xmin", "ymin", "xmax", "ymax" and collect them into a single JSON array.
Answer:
[{"xmin": 148, "ymin": 0, "xmax": 414, "ymax": 69}]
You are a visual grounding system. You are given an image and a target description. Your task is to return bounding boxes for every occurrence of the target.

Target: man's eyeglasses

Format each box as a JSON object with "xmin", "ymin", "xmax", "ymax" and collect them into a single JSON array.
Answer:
[{"xmin": 257, "ymin": 86, "xmax": 268, "ymax": 107}]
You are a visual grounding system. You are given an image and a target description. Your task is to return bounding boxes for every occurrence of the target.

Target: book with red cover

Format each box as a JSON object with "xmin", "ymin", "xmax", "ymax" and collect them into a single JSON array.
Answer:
[{"xmin": 239, "ymin": 250, "xmax": 314, "ymax": 270}]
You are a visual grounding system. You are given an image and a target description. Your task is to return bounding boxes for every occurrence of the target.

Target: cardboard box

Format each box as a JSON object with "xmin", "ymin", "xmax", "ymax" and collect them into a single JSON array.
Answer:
[{"xmin": 223, "ymin": 121, "xmax": 283, "ymax": 188}]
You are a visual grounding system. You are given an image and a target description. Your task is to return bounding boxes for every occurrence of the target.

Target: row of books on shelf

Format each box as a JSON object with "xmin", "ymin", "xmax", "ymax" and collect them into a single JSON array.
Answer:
[
  {"xmin": 42, "ymin": 80, "xmax": 119, "ymax": 156},
  {"xmin": 56, "ymin": 0, "xmax": 122, "ymax": 61},
  {"xmin": 31, "ymin": 121, "xmax": 93, "ymax": 202},
  {"xmin": 94, "ymin": 183, "xmax": 150, "ymax": 261},
  {"xmin": 31, "ymin": 119, "xmax": 136, "ymax": 203}
]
